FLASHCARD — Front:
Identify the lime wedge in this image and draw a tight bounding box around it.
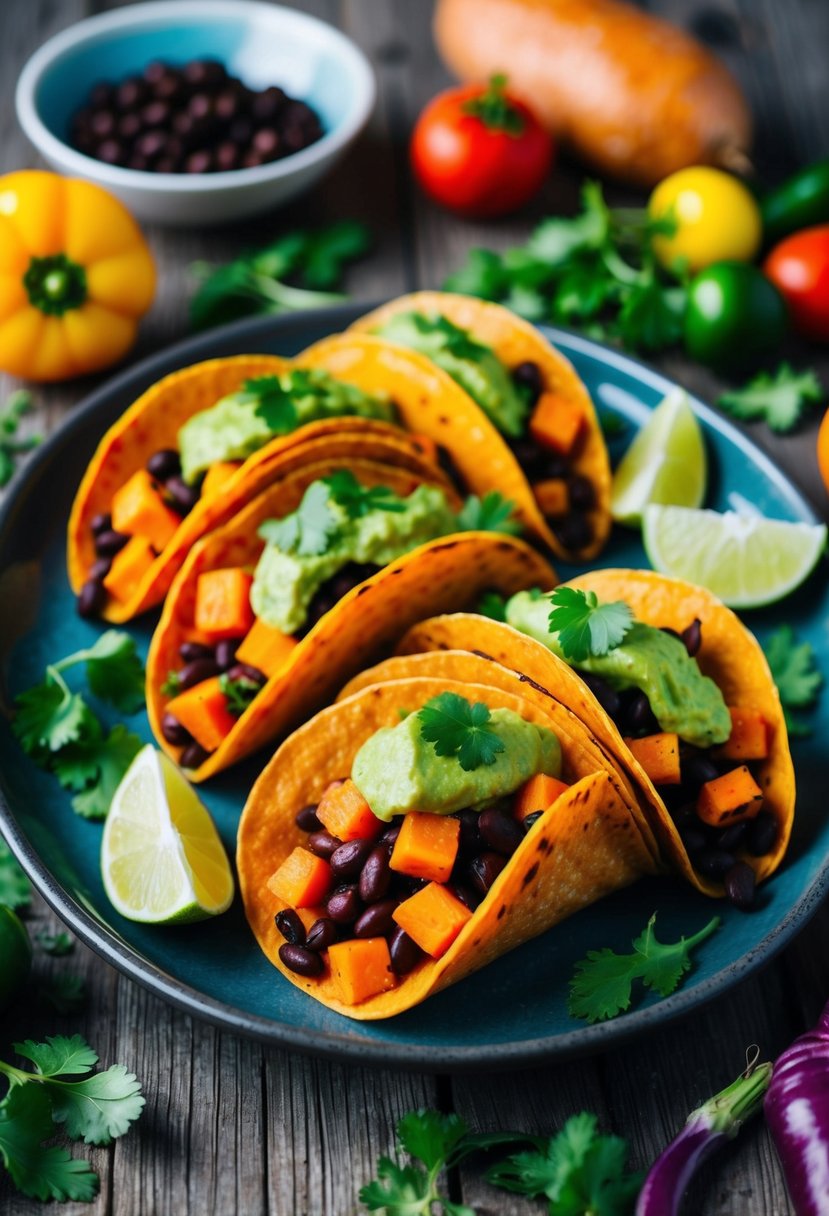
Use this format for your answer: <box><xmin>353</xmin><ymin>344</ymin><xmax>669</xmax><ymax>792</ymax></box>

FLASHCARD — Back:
<box><xmin>642</xmin><ymin>505</ymin><xmax>827</xmax><ymax>607</ymax></box>
<box><xmin>611</xmin><ymin>389</ymin><xmax>707</xmax><ymax>525</ymax></box>
<box><xmin>101</xmin><ymin>745</ymin><xmax>234</xmax><ymax>924</ymax></box>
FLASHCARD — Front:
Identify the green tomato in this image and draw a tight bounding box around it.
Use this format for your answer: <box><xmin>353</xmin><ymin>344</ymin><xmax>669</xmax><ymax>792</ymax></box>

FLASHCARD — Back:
<box><xmin>684</xmin><ymin>261</ymin><xmax>788</xmax><ymax>372</ymax></box>
<box><xmin>0</xmin><ymin>905</ymin><xmax>32</xmax><ymax>1011</ymax></box>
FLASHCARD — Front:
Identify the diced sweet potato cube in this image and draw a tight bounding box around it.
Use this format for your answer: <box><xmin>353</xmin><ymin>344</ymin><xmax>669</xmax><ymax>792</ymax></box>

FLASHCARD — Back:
<box><xmin>408</xmin><ymin>433</ymin><xmax>439</xmax><ymax>464</ymax></box>
<box><xmin>533</xmin><ymin>478</ymin><xmax>569</xmax><ymax>518</ymax></box>
<box><xmin>513</xmin><ymin>773</ymin><xmax>570</xmax><ymax>822</ymax></box>
<box><xmin>697</xmin><ymin>766</ymin><xmax>764</xmax><ymax>826</ymax></box>
<box><xmin>111</xmin><ymin>469</ymin><xmax>181</xmax><ymax>551</ymax></box>
<box><xmin>390</xmin><ymin>812</ymin><xmax>460</xmax><ymax>884</ymax></box>
<box><xmin>316</xmin><ymin>779</ymin><xmax>384</xmax><ymax>842</ymax></box>
<box><xmin>201</xmin><ymin>461</ymin><xmax>241</xmax><ymax>500</ymax></box>
<box><xmin>328</xmin><ymin>938</ymin><xmax>396</xmax><ymax>1004</ymax></box>
<box><xmin>267</xmin><ymin>848</ymin><xmax>332</xmax><ymax>908</ymax></box>
<box><xmin>102</xmin><ymin>535</ymin><xmax>156</xmax><ymax>603</ymax></box>
<box><xmin>529</xmin><ymin>392</ymin><xmax>585</xmax><ymax>456</ymax></box>
<box><xmin>625</xmin><ymin>733</ymin><xmax>681</xmax><ymax>785</ymax></box>
<box><xmin>393</xmin><ymin>882</ymin><xmax>472</xmax><ymax>958</ymax></box>
<box><xmin>165</xmin><ymin>676</ymin><xmax>237</xmax><ymax>753</ymax></box>
<box><xmin>235</xmin><ymin>617</ymin><xmax>299</xmax><ymax>679</ymax></box>
<box><xmin>719</xmin><ymin>708</ymin><xmax>770</xmax><ymax>761</ymax></box>
<box><xmin>194</xmin><ymin>568</ymin><xmax>254</xmax><ymax>641</ymax></box>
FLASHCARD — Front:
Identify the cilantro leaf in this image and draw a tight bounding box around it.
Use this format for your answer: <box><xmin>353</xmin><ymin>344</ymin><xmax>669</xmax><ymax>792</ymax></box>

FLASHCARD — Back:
<box><xmin>0</xmin><ymin>1085</ymin><xmax>98</xmax><ymax>1202</ymax></box>
<box><xmin>35</xmin><ymin>931</ymin><xmax>73</xmax><ymax>957</ymax></box>
<box><xmin>617</xmin><ymin>279</ymin><xmax>686</xmax><ymax>352</ymax></box>
<box><xmin>359</xmin><ymin>1156</ymin><xmax>433</xmax><ymax>1214</ymax></box>
<box><xmin>764</xmin><ymin>624</ymin><xmax>822</xmax><ymax>736</ymax></box>
<box><xmin>37</xmin><ymin>974</ymin><xmax>87</xmax><ymax>1014</ymax></box>
<box><xmin>259</xmin><ymin>481</ymin><xmax>340</xmax><ymax>556</ymax></box>
<box><xmin>324</xmin><ymin>470</ymin><xmax>406</xmax><ymax>518</ymax></box>
<box><xmin>242</xmin><ymin>375</ymin><xmax>298</xmax><ymax>433</ymax></box>
<box><xmin>14</xmin><ymin>1035</ymin><xmax>97</xmax><ymax>1079</ymax></box>
<box><xmin>46</xmin><ymin>1064</ymin><xmax>145</xmax><ymax>1146</ymax></box>
<box><xmin>417</xmin><ymin>692</ymin><xmax>506</xmax><ymax>771</ymax></box>
<box><xmin>59</xmin><ymin>725</ymin><xmax>143</xmax><ymax>820</ymax></box>
<box><xmin>69</xmin><ymin>631</ymin><xmax>145</xmax><ymax>715</ymax></box>
<box><xmin>397</xmin><ymin>1110</ymin><xmax>469</xmax><ymax>1172</ymax></box>
<box><xmin>525</xmin><ymin>182</ymin><xmax>610</xmax><ymax>268</ymax></box>
<box><xmin>547</xmin><ymin>588</ymin><xmax>633</xmax><ymax>662</ymax></box>
<box><xmin>13</xmin><ymin>681</ymin><xmax>94</xmax><ymax>755</ymax></box>
<box><xmin>444</xmin><ymin>248</ymin><xmax>508</xmax><ymax>300</ymax></box>
<box><xmin>162</xmin><ymin>670</ymin><xmax>182</xmax><ymax>697</ymax></box>
<box><xmin>457</xmin><ymin>492</ymin><xmax>522</xmax><ymax>535</ymax></box>
<box><xmin>0</xmin><ymin>391</ymin><xmax>41</xmax><ymax>488</ymax></box>
<box><xmin>718</xmin><ymin>364</ymin><xmax>823</xmax><ymax>434</ymax></box>
<box><xmin>568</xmin><ymin>914</ymin><xmax>720</xmax><ymax>1023</ymax></box>
<box><xmin>0</xmin><ymin>838</ymin><xmax>31</xmax><ymax>909</ymax></box>
<box><xmin>478</xmin><ymin>591</ymin><xmax>507</xmax><ymax>622</ymax></box>
<box><xmin>219</xmin><ymin>672</ymin><xmax>261</xmax><ymax>717</ymax></box>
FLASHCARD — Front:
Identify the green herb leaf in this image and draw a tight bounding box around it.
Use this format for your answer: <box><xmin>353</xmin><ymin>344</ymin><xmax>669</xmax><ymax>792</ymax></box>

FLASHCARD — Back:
<box><xmin>323</xmin><ymin>470</ymin><xmax>407</xmax><ymax>518</ymax></box>
<box><xmin>35</xmin><ymin>931</ymin><xmax>73</xmax><ymax>957</ymax></box>
<box><xmin>457</xmin><ymin>492</ymin><xmax>521</xmax><ymax>535</ymax></box>
<box><xmin>240</xmin><ymin>375</ymin><xmax>298</xmax><ymax>433</ymax></box>
<box><xmin>259</xmin><ymin>480</ymin><xmax>341</xmax><ymax>556</ymax></box>
<box><xmin>14</xmin><ymin>1035</ymin><xmax>98</xmax><ymax>1079</ymax></box>
<box><xmin>417</xmin><ymin>692</ymin><xmax>506</xmax><ymax>771</ymax></box>
<box><xmin>617</xmin><ymin>280</ymin><xmax>686</xmax><ymax>352</ymax></box>
<box><xmin>37</xmin><ymin>975</ymin><xmax>87</xmax><ymax>1014</ymax></box>
<box><xmin>397</xmin><ymin>1110</ymin><xmax>470</xmax><ymax>1172</ymax></box>
<box><xmin>718</xmin><ymin>365</ymin><xmax>823</xmax><ymax>434</ymax></box>
<box><xmin>79</xmin><ymin>631</ymin><xmax>145</xmax><ymax>714</ymax></box>
<box><xmin>0</xmin><ymin>839</ymin><xmax>31</xmax><ymax>909</ymax></box>
<box><xmin>547</xmin><ymin>588</ymin><xmax>633</xmax><ymax>662</ymax></box>
<box><xmin>0</xmin><ymin>391</ymin><xmax>41</xmax><ymax>488</ymax></box>
<box><xmin>59</xmin><ymin>726</ymin><xmax>143</xmax><ymax>820</ymax></box>
<box><xmin>161</xmin><ymin>670</ymin><xmax>182</xmax><ymax>698</ymax></box>
<box><xmin>443</xmin><ymin>248</ymin><xmax>508</xmax><ymax>300</ymax></box>
<box><xmin>764</xmin><ymin>624</ymin><xmax>823</xmax><ymax>736</ymax></box>
<box><xmin>359</xmin><ymin>1156</ymin><xmax>433</xmax><ymax>1214</ymax></box>
<box><xmin>477</xmin><ymin>591</ymin><xmax>507</xmax><ymax>622</ymax></box>
<box><xmin>13</xmin><ymin>681</ymin><xmax>94</xmax><ymax>756</ymax></box>
<box><xmin>526</xmin><ymin>182</ymin><xmax>610</xmax><ymax>268</ymax></box>
<box><xmin>0</xmin><ymin>1084</ymin><xmax>98</xmax><ymax>1202</ymax></box>
<box><xmin>219</xmin><ymin>672</ymin><xmax>261</xmax><ymax>717</ymax></box>
<box><xmin>568</xmin><ymin>914</ymin><xmax>720</xmax><ymax>1023</ymax></box>
<box><xmin>47</xmin><ymin>1064</ymin><xmax>145</xmax><ymax>1146</ymax></box>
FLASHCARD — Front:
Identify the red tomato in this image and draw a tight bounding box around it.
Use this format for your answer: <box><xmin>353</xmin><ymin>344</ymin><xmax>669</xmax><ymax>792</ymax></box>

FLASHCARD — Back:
<box><xmin>763</xmin><ymin>224</ymin><xmax>829</xmax><ymax>342</ymax></box>
<box><xmin>411</xmin><ymin>76</ymin><xmax>554</xmax><ymax>218</ymax></box>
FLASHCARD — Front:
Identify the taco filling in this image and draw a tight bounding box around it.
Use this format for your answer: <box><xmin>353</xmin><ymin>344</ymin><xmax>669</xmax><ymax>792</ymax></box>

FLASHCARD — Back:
<box><xmin>503</xmin><ymin>587</ymin><xmax>778</xmax><ymax>903</ymax></box>
<box><xmin>374</xmin><ymin>310</ymin><xmax>598</xmax><ymax>554</ymax></box>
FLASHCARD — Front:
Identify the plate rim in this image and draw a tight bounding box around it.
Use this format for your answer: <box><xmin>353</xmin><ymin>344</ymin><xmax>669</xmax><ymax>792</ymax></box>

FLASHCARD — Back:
<box><xmin>1</xmin><ymin>303</ymin><xmax>826</xmax><ymax>1072</ymax></box>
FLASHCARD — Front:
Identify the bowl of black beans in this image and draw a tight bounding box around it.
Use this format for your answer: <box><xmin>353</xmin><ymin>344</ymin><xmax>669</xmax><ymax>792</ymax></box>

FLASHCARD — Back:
<box><xmin>15</xmin><ymin>0</ymin><xmax>375</xmax><ymax>225</ymax></box>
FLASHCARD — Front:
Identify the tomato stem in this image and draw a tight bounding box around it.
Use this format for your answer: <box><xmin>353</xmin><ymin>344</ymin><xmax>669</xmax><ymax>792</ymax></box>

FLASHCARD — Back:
<box><xmin>461</xmin><ymin>74</ymin><xmax>524</xmax><ymax>135</ymax></box>
<box><xmin>23</xmin><ymin>253</ymin><xmax>87</xmax><ymax>316</ymax></box>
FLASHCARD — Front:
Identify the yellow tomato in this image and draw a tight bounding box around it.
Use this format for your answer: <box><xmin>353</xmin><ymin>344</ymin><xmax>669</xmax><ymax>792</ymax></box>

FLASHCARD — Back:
<box><xmin>0</xmin><ymin>171</ymin><xmax>155</xmax><ymax>382</ymax></box>
<box><xmin>649</xmin><ymin>167</ymin><xmax>762</xmax><ymax>274</ymax></box>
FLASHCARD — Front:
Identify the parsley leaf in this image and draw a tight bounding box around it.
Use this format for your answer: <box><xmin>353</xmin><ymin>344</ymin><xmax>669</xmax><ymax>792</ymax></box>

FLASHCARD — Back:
<box><xmin>0</xmin><ymin>839</ymin><xmax>31</xmax><ymax>910</ymax></box>
<box><xmin>478</xmin><ymin>591</ymin><xmax>508</xmax><ymax>622</ymax></box>
<box><xmin>457</xmin><ymin>492</ymin><xmax>522</xmax><ymax>535</ymax></box>
<box><xmin>259</xmin><ymin>481</ymin><xmax>341</xmax><ymax>556</ymax></box>
<box><xmin>764</xmin><ymin>624</ymin><xmax>823</xmax><ymax>736</ymax></box>
<box><xmin>417</xmin><ymin>692</ymin><xmax>506</xmax><ymax>771</ymax></box>
<box><xmin>548</xmin><ymin>588</ymin><xmax>633</xmax><ymax>662</ymax></box>
<box><xmin>718</xmin><ymin>365</ymin><xmax>823</xmax><ymax>434</ymax></box>
<box><xmin>35</xmin><ymin>931</ymin><xmax>73</xmax><ymax>957</ymax></box>
<box><xmin>568</xmin><ymin>914</ymin><xmax>720</xmax><ymax>1023</ymax></box>
<box><xmin>324</xmin><ymin>470</ymin><xmax>406</xmax><ymax>518</ymax></box>
<box><xmin>0</xmin><ymin>1084</ymin><xmax>98</xmax><ymax>1202</ymax></box>
<box><xmin>219</xmin><ymin>672</ymin><xmax>261</xmax><ymax>717</ymax></box>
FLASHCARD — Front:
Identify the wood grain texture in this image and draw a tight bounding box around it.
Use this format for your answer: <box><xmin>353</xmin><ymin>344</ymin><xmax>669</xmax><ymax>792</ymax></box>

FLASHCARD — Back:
<box><xmin>1</xmin><ymin>0</ymin><xmax>828</xmax><ymax>1213</ymax></box>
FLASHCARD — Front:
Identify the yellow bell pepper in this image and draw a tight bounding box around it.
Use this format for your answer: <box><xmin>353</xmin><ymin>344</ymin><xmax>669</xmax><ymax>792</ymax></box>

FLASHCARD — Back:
<box><xmin>0</xmin><ymin>170</ymin><xmax>156</xmax><ymax>382</ymax></box>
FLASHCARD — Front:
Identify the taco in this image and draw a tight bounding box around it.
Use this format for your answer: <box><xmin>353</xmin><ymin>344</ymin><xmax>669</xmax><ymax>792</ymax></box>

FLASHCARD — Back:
<box><xmin>397</xmin><ymin>570</ymin><xmax>795</xmax><ymax>903</ymax></box>
<box><xmin>237</xmin><ymin>675</ymin><xmax>657</xmax><ymax>1019</ymax></box>
<box><xmin>146</xmin><ymin>456</ymin><xmax>556</xmax><ymax>782</ymax></box>
<box><xmin>68</xmin><ymin>332</ymin><xmax>556</xmax><ymax>623</ymax></box>
<box><xmin>351</xmin><ymin>292</ymin><xmax>612</xmax><ymax>562</ymax></box>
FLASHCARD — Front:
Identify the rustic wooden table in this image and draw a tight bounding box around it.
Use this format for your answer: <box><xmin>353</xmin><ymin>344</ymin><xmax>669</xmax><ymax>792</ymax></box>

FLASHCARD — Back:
<box><xmin>1</xmin><ymin>1</ymin><xmax>828</xmax><ymax>1213</ymax></box>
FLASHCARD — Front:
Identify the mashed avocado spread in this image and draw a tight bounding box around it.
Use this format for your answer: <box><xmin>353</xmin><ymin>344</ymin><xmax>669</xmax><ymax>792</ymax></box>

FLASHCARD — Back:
<box><xmin>177</xmin><ymin>369</ymin><xmax>394</xmax><ymax>484</ymax></box>
<box><xmin>352</xmin><ymin>707</ymin><xmax>562</xmax><ymax>821</ymax></box>
<box><xmin>505</xmin><ymin>591</ymin><xmax>731</xmax><ymax>749</ymax></box>
<box><xmin>250</xmin><ymin>482</ymin><xmax>456</xmax><ymax>634</ymax></box>
<box><xmin>374</xmin><ymin>312</ymin><xmax>529</xmax><ymax>438</ymax></box>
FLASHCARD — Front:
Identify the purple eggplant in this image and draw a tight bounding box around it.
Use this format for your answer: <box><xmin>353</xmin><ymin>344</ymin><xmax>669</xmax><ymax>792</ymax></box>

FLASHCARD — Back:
<box><xmin>765</xmin><ymin>1000</ymin><xmax>829</xmax><ymax>1216</ymax></box>
<box><xmin>636</xmin><ymin>1058</ymin><xmax>772</xmax><ymax>1216</ymax></box>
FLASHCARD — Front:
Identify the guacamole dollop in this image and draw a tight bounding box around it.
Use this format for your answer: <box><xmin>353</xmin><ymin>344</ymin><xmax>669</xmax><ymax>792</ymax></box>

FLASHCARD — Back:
<box><xmin>250</xmin><ymin>482</ymin><xmax>456</xmax><ymax>634</ymax></box>
<box><xmin>505</xmin><ymin>590</ymin><xmax>732</xmax><ymax>749</ymax></box>
<box><xmin>177</xmin><ymin>369</ymin><xmax>395</xmax><ymax>484</ymax></box>
<box><xmin>374</xmin><ymin>312</ymin><xmax>529</xmax><ymax>438</ymax></box>
<box><xmin>352</xmin><ymin>707</ymin><xmax>562</xmax><ymax>821</ymax></box>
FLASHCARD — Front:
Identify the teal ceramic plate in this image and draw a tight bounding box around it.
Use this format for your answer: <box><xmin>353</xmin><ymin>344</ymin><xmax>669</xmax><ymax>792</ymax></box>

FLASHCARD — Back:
<box><xmin>1</xmin><ymin>307</ymin><xmax>826</xmax><ymax>1071</ymax></box>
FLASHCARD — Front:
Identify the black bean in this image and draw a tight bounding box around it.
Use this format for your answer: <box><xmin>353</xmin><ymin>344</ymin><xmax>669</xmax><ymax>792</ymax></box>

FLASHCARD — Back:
<box><xmin>295</xmin><ymin>804</ymin><xmax>322</xmax><ymax>833</ymax></box>
<box><xmin>95</xmin><ymin>529</ymin><xmax>129</xmax><ymax>557</ymax></box>
<box><xmin>305</xmin><ymin>917</ymin><xmax>338</xmax><ymax>952</ymax></box>
<box><xmin>127</xmin><ymin>154</ymin><xmax>151</xmax><ymax>172</ymax></box>
<box><xmin>392</xmin><ymin>874</ymin><xmax>428</xmax><ymax>898</ymax></box>
<box><xmin>478</xmin><ymin>807</ymin><xmax>524</xmax><ymax>856</ymax></box>
<box><xmin>326</xmin><ymin>885</ymin><xmax>361</xmax><ymax>924</ymax></box>
<box><xmin>116</xmin><ymin>77</ymin><xmax>148</xmax><ymax>110</ymax></box>
<box><xmin>669</xmin><ymin>802</ymin><xmax>698</xmax><ymax>830</ymax></box>
<box><xmin>359</xmin><ymin>846</ymin><xmax>392</xmax><ymax>904</ymax></box>
<box><xmin>118</xmin><ymin>113</ymin><xmax>142</xmax><ymax>141</ymax></box>
<box><xmin>161</xmin><ymin>713</ymin><xmax>193</xmax><ymax>748</ymax></box>
<box><xmin>180</xmin><ymin>640</ymin><xmax>215</xmax><ymax>663</ymax></box>
<box><xmin>552</xmin><ymin>513</ymin><xmax>593</xmax><ymax>552</ymax></box>
<box><xmin>680</xmin><ymin>826</ymin><xmax>708</xmax><ymax>855</ymax></box>
<box><xmin>91</xmin><ymin>512</ymin><xmax>112</xmax><ymax>536</ymax></box>
<box><xmin>229</xmin><ymin>117</ymin><xmax>253</xmax><ymax>145</ymax></box>
<box><xmin>724</xmin><ymin>860</ymin><xmax>756</xmax><ymax>908</ymax></box>
<box><xmin>90</xmin><ymin>110</ymin><xmax>116</xmax><ymax>138</ymax></box>
<box><xmin>512</xmin><ymin>360</ymin><xmax>544</xmax><ymax>403</ymax></box>
<box><xmin>523</xmin><ymin>810</ymin><xmax>543</xmax><ymax>832</ymax></box>
<box><xmin>718</xmin><ymin>821</ymin><xmax>749</xmax><ymax>852</ymax></box>
<box><xmin>165</xmin><ymin>475</ymin><xmax>201</xmax><ymax>514</ymax></box>
<box><xmin>694</xmin><ymin>848</ymin><xmax>736</xmax><ymax>879</ymax></box>
<box><xmin>567</xmin><ymin>475</ymin><xmax>595</xmax><ymax>511</ymax></box>
<box><xmin>455</xmin><ymin>808</ymin><xmax>483</xmax><ymax>856</ymax></box>
<box><xmin>89</xmin><ymin>556</ymin><xmax>112</xmax><ymax>581</ymax></box>
<box><xmin>451</xmin><ymin>884</ymin><xmax>480</xmax><ymax>910</ymax></box>
<box><xmin>330</xmin><ymin>838</ymin><xmax>375</xmax><ymax>880</ymax></box>
<box><xmin>468</xmin><ymin>851</ymin><xmax>507</xmax><ymax>895</ymax></box>
<box><xmin>183</xmin><ymin>59</ymin><xmax>227</xmax><ymax>88</ymax></box>
<box><xmin>215</xmin><ymin>142</ymin><xmax>240</xmax><ymax>171</ymax></box>
<box><xmin>180</xmin><ymin>742</ymin><xmax>210</xmax><ymax>769</ymax></box>
<box><xmin>253</xmin><ymin>127</ymin><xmax>280</xmax><ymax>157</ymax></box>
<box><xmin>389</xmin><ymin>926</ymin><xmax>422</xmax><ymax>975</ymax></box>
<box><xmin>274</xmin><ymin>908</ymin><xmax>306</xmax><ymax>945</ymax></box>
<box><xmin>77</xmin><ymin>579</ymin><xmax>105</xmax><ymax>619</ymax></box>
<box><xmin>147</xmin><ymin>448</ymin><xmax>181</xmax><ymax>481</ymax></box>
<box><xmin>622</xmin><ymin>690</ymin><xmax>659</xmax><ymax>737</ymax></box>
<box><xmin>185</xmin><ymin>149</ymin><xmax>214</xmax><ymax>174</ymax></box>
<box><xmin>746</xmin><ymin>811</ymin><xmax>777</xmax><ymax>857</ymax></box>
<box><xmin>380</xmin><ymin>822</ymin><xmax>402</xmax><ymax>849</ymax></box>
<box><xmin>681</xmin><ymin>618</ymin><xmax>702</xmax><ymax>657</ymax></box>
<box><xmin>683</xmin><ymin>751</ymin><xmax>720</xmax><ymax>788</ymax></box>
<box><xmin>307</xmin><ymin>831</ymin><xmax>341</xmax><ymax>861</ymax></box>
<box><xmin>580</xmin><ymin>672</ymin><xmax>621</xmax><ymax>720</ymax></box>
<box><xmin>214</xmin><ymin>639</ymin><xmax>239</xmax><ymax>671</ymax></box>
<box><xmin>226</xmin><ymin>663</ymin><xmax>266</xmax><ymax>686</ymax></box>
<box><xmin>509</xmin><ymin>436</ymin><xmax>547</xmax><ymax>479</ymax></box>
<box><xmin>251</xmin><ymin>86</ymin><xmax>287</xmax><ymax>121</ymax></box>
<box><xmin>278</xmin><ymin>943</ymin><xmax>323</xmax><ymax>977</ymax></box>
<box><xmin>143</xmin><ymin>60</ymin><xmax>167</xmax><ymax>85</ymax></box>
<box><xmin>354</xmin><ymin>898</ymin><xmax>398</xmax><ymax>939</ymax></box>
<box><xmin>178</xmin><ymin>657</ymin><xmax>220</xmax><ymax>690</ymax></box>
<box><xmin>97</xmin><ymin>139</ymin><xmax>125</xmax><ymax>165</ymax></box>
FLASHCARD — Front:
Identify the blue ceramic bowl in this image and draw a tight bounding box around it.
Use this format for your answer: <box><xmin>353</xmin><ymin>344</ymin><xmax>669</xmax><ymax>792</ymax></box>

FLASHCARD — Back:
<box><xmin>15</xmin><ymin>0</ymin><xmax>375</xmax><ymax>226</ymax></box>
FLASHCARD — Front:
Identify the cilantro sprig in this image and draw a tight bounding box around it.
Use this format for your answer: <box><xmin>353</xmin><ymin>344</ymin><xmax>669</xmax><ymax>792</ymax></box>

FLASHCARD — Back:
<box><xmin>324</xmin><ymin>470</ymin><xmax>407</xmax><ymax>518</ymax></box>
<box><xmin>240</xmin><ymin>374</ymin><xmax>299</xmax><ymax>434</ymax></box>
<box><xmin>417</xmin><ymin>692</ymin><xmax>505</xmax><ymax>771</ymax></box>
<box><xmin>764</xmin><ymin>624</ymin><xmax>823</xmax><ymax>736</ymax></box>
<box><xmin>718</xmin><ymin>364</ymin><xmax>823</xmax><ymax>434</ymax></box>
<box><xmin>0</xmin><ymin>1034</ymin><xmax>144</xmax><ymax>1202</ymax></box>
<box><xmin>0</xmin><ymin>391</ymin><xmax>41</xmax><ymax>487</ymax></box>
<box><xmin>219</xmin><ymin>672</ymin><xmax>261</xmax><ymax>717</ymax></box>
<box><xmin>548</xmin><ymin>588</ymin><xmax>633</xmax><ymax>662</ymax></box>
<box><xmin>457</xmin><ymin>491</ymin><xmax>521</xmax><ymax>535</ymax></box>
<box><xmin>259</xmin><ymin>481</ymin><xmax>341</xmax><ymax>556</ymax></box>
<box><xmin>568</xmin><ymin>914</ymin><xmax>721</xmax><ymax>1024</ymax></box>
